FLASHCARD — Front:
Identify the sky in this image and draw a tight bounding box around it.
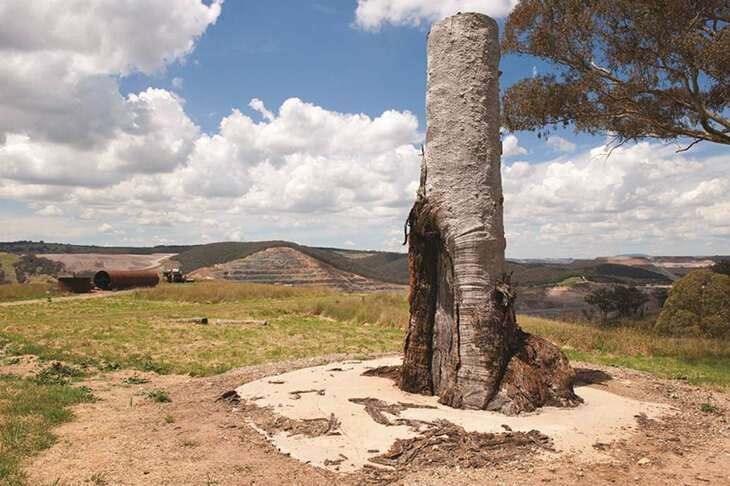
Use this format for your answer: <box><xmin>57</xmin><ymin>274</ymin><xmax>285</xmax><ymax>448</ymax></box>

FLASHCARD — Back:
<box><xmin>0</xmin><ymin>0</ymin><xmax>728</xmax><ymax>258</ymax></box>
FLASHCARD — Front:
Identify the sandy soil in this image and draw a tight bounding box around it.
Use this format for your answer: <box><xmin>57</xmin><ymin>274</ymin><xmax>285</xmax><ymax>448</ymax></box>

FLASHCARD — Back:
<box><xmin>19</xmin><ymin>356</ymin><xmax>730</xmax><ymax>486</ymax></box>
<box><xmin>236</xmin><ymin>357</ymin><xmax>670</xmax><ymax>472</ymax></box>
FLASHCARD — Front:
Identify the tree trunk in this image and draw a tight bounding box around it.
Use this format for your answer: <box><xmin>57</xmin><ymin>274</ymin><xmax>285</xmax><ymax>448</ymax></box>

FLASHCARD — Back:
<box><xmin>400</xmin><ymin>13</ymin><xmax>581</xmax><ymax>415</ymax></box>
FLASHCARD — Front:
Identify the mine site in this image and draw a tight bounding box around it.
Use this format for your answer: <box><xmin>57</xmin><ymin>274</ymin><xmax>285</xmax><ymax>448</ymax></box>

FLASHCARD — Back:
<box><xmin>1</xmin><ymin>2</ymin><xmax>729</xmax><ymax>486</ymax></box>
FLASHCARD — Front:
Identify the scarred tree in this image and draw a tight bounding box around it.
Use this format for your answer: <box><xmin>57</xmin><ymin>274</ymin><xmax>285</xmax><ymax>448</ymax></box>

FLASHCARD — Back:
<box><xmin>502</xmin><ymin>0</ymin><xmax>730</xmax><ymax>150</ymax></box>
<box><xmin>400</xmin><ymin>13</ymin><xmax>581</xmax><ymax>415</ymax></box>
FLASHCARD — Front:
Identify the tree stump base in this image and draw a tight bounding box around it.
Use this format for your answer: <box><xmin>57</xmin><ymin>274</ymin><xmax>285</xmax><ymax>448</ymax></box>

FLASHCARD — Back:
<box><xmin>485</xmin><ymin>331</ymin><xmax>582</xmax><ymax>415</ymax></box>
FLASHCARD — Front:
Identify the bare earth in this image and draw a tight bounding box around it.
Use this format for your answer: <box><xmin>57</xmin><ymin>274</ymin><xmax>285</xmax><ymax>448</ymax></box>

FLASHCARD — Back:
<box><xmin>42</xmin><ymin>253</ymin><xmax>174</xmax><ymax>273</ymax></box>
<box><xmin>190</xmin><ymin>247</ymin><xmax>405</xmax><ymax>292</ymax></box>
<box><xmin>16</xmin><ymin>355</ymin><xmax>730</xmax><ymax>486</ymax></box>
<box><xmin>0</xmin><ymin>290</ymin><xmax>128</xmax><ymax>307</ymax></box>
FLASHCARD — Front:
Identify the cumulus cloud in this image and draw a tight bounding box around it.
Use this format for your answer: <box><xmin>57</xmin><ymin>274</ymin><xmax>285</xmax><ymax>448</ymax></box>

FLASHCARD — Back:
<box><xmin>546</xmin><ymin>136</ymin><xmax>577</xmax><ymax>153</ymax></box>
<box><xmin>2</xmin><ymin>96</ymin><xmax>422</xmax><ymax>248</ymax></box>
<box><xmin>0</xmin><ymin>0</ymin><xmax>219</xmax><ymax>176</ymax></box>
<box><xmin>36</xmin><ymin>205</ymin><xmax>63</xmax><ymax>217</ymax></box>
<box><xmin>354</xmin><ymin>0</ymin><xmax>519</xmax><ymax>30</ymax></box>
<box><xmin>502</xmin><ymin>134</ymin><xmax>527</xmax><ymax>158</ymax></box>
<box><xmin>0</xmin><ymin>89</ymin><xmax>199</xmax><ymax>188</ymax></box>
<box><xmin>0</xmin><ymin>1</ymin><xmax>222</xmax><ymax>76</ymax></box>
<box><xmin>502</xmin><ymin>143</ymin><xmax>730</xmax><ymax>257</ymax></box>
<box><xmin>2</xmin><ymin>1</ymin><xmax>727</xmax><ymax>256</ymax></box>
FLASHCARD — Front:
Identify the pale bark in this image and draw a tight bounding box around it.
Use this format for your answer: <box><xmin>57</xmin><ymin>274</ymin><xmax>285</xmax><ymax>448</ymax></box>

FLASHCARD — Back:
<box><xmin>400</xmin><ymin>13</ymin><xmax>581</xmax><ymax>414</ymax></box>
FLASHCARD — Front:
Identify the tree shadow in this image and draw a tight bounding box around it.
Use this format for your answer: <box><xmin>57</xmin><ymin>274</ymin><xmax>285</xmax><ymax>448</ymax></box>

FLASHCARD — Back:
<box><xmin>572</xmin><ymin>367</ymin><xmax>612</xmax><ymax>387</ymax></box>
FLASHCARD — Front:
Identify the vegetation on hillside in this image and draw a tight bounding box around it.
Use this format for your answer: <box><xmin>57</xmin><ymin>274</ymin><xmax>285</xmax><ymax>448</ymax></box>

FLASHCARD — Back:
<box><xmin>584</xmin><ymin>285</ymin><xmax>650</xmax><ymax>323</ymax></box>
<box><xmin>655</xmin><ymin>270</ymin><xmax>730</xmax><ymax>338</ymax></box>
<box><xmin>0</xmin><ymin>241</ymin><xmax>195</xmax><ymax>255</ymax></box>
<box><xmin>712</xmin><ymin>259</ymin><xmax>730</xmax><ymax>276</ymax></box>
<box><xmin>12</xmin><ymin>255</ymin><xmax>65</xmax><ymax>283</ymax></box>
<box><xmin>508</xmin><ymin>260</ymin><xmax>671</xmax><ymax>287</ymax></box>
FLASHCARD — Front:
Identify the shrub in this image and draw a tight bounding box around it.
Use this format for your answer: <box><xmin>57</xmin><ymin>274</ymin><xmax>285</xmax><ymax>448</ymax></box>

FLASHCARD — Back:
<box><xmin>655</xmin><ymin>270</ymin><xmax>730</xmax><ymax>338</ymax></box>
<box><xmin>13</xmin><ymin>254</ymin><xmax>65</xmax><ymax>282</ymax></box>
<box><xmin>146</xmin><ymin>389</ymin><xmax>171</xmax><ymax>403</ymax></box>
<box><xmin>711</xmin><ymin>259</ymin><xmax>730</xmax><ymax>277</ymax></box>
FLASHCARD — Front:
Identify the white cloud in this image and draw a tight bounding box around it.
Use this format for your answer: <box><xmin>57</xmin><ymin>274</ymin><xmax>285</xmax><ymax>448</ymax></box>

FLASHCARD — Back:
<box><xmin>172</xmin><ymin>77</ymin><xmax>184</xmax><ymax>90</ymax></box>
<box><xmin>0</xmin><ymin>89</ymin><xmax>199</xmax><ymax>187</ymax></box>
<box><xmin>2</xmin><ymin>96</ymin><xmax>422</xmax><ymax>248</ymax></box>
<box><xmin>502</xmin><ymin>143</ymin><xmax>730</xmax><ymax>257</ymax></box>
<box><xmin>249</xmin><ymin>98</ymin><xmax>275</xmax><ymax>122</ymax></box>
<box><xmin>36</xmin><ymin>205</ymin><xmax>63</xmax><ymax>217</ymax></box>
<box><xmin>354</xmin><ymin>0</ymin><xmax>519</xmax><ymax>30</ymax></box>
<box><xmin>502</xmin><ymin>134</ymin><xmax>527</xmax><ymax>157</ymax></box>
<box><xmin>0</xmin><ymin>1</ymin><xmax>222</xmax><ymax>76</ymax></box>
<box><xmin>0</xmin><ymin>0</ymin><xmax>219</xmax><ymax>174</ymax></box>
<box><xmin>98</xmin><ymin>223</ymin><xmax>114</xmax><ymax>234</ymax></box>
<box><xmin>546</xmin><ymin>136</ymin><xmax>577</xmax><ymax>153</ymax></box>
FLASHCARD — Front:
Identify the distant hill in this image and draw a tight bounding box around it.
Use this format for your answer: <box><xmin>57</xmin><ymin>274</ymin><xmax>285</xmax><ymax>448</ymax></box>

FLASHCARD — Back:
<box><xmin>5</xmin><ymin>240</ymin><xmax>718</xmax><ymax>288</ymax></box>
<box><xmin>0</xmin><ymin>241</ymin><xmax>195</xmax><ymax>255</ymax></box>
<box><xmin>171</xmin><ymin>241</ymin><xmax>408</xmax><ymax>285</ymax></box>
<box><xmin>188</xmin><ymin>246</ymin><xmax>405</xmax><ymax>291</ymax></box>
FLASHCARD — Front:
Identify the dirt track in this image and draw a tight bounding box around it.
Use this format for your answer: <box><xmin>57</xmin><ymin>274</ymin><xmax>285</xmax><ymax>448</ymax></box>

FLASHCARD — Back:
<box><xmin>14</xmin><ymin>356</ymin><xmax>729</xmax><ymax>486</ymax></box>
<box><xmin>0</xmin><ymin>290</ymin><xmax>130</xmax><ymax>307</ymax></box>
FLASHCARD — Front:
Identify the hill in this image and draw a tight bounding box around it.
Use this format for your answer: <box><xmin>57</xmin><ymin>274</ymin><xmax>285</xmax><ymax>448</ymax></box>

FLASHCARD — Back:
<box><xmin>189</xmin><ymin>246</ymin><xmax>404</xmax><ymax>292</ymax></box>
<box><xmin>172</xmin><ymin>241</ymin><xmax>408</xmax><ymax>285</ymax></box>
<box><xmin>4</xmin><ymin>240</ymin><xmax>716</xmax><ymax>289</ymax></box>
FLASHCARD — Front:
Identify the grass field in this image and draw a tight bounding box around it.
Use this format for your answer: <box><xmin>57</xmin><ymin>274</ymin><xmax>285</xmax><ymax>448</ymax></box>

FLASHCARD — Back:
<box><xmin>1</xmin><ymin>281</ymin><xmax>727</xmax><ymax>383</ymax></box>
<box><xmin>0</xmin><ymin>283</ymin><xmax>66</xmax><ymax>303</ymax></box>
<box><xmin>1</xmin><ymin>280</ymin><xmax>728</xmax><ymax>484</ymax></box>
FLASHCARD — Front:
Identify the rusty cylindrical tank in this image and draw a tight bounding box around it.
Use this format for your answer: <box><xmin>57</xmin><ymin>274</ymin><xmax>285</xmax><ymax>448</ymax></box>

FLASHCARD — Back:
<box><xmin>93</xmin><ymin>270</ymin><xmax>160</xmax><ymax>290</ymax></box>
<box><xmin>58</xmin><ymin>276</ymin><xmax>94</xmax><ymax>293</ymax></box>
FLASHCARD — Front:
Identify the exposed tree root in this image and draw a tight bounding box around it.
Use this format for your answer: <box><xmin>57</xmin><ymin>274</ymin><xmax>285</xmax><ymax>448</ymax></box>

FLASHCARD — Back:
<box><xmin>240</xmin><ymin>400</ymin><xmax>341</xmax><ymax>438</ymax></box>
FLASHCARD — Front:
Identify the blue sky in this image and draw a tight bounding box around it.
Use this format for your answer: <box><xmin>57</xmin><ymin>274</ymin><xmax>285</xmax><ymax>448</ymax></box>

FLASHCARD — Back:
<box><xmin>0</xmin><ymin>1</ymin><xmax>728</xmax><ymax>257</ymax></box>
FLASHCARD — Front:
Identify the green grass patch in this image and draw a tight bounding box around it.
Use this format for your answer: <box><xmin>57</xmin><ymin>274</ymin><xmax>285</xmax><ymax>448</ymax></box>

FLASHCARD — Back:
<box><xmin>145</xmin><ymin>389</ymin><xmax>171</xmax><ymax>403</ymax></box>
<box><xmin>0</xmin><ymin>287</ymin><xmax>405</xmax><ymax>376</ymax></box>
<box><xmin>520</xmin><ymin>315</ymin><xmax>730</xmax><ymax>387</ymax></box>
<box><xmin>1</xmin><ymin>281</ymin><xmax>727</xmax><ymax>388</ymax></box>
<box><xmin>0</xmin><ymin>375</ymin><xmax>94</xmax><ymax>485</ymax></box>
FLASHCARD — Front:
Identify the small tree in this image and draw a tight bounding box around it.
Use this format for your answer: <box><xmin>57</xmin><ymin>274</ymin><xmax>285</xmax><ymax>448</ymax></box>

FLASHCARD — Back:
<box><xmin>502</xmin><ymin>1</ymin><xmax>730</xmax><ymax>150</ymax></box>
<box><xmin>585</xmin><ymin>285</ymin><xmax>649</xmax><ymax>323</ymax></box>
<box><xmin>612</xmin><ymin>285</ymin><xmax>649</xmax><ymax>318</ymax></box>
<box><xmin>584</xmin><ymin>287</ymin><xmax>615</xmax><ymax>323</ymax></box>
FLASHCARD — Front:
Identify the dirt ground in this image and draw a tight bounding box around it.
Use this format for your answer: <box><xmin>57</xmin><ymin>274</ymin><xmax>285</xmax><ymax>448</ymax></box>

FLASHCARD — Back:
<box><xmin>42</xmin><ymin>253</ymin><xmax>174</xmax><ymax>273</ymax></box>
<box><xmin>11</xmin><ymin>355</ymin><xmax>729</xmax><ymax>486</ymax></box>
<box><xmin>0</xmin><ymin>290</ymin><xmax>128</xmax><ymax>307</ymax></box>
